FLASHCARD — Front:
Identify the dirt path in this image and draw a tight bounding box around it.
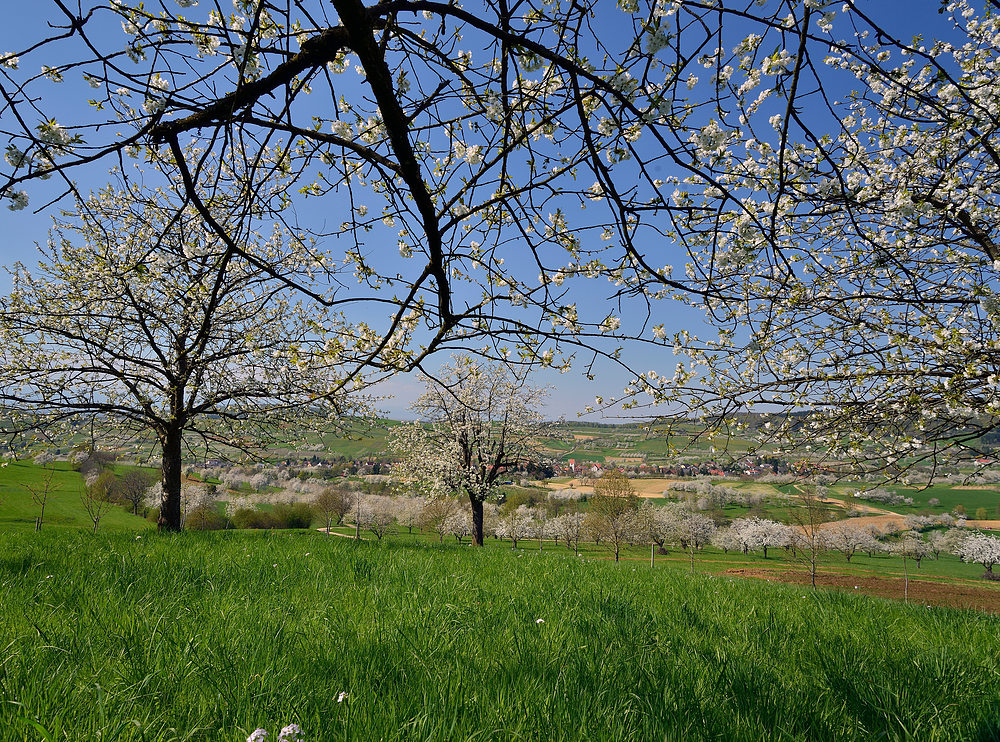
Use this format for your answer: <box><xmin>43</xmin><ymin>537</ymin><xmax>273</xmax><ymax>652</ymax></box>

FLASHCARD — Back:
<box><xmin>788</xmin><ymin>482</ymin><xmax>896</xmax><ymax>516</ymax></box>
<box><xmin>725</xmin><ymin>566</ymin><xmax>1000</xmax><ymax>613</ymax></box>
<box><xmin>317</xmin><ymin>527</ymin><xmax>369</xmax><ymax>541</ymax></box>
<box><xmin>815</xmin><ymin>513</ymin><xmax>908</xmax><ymax>532</ymax></box>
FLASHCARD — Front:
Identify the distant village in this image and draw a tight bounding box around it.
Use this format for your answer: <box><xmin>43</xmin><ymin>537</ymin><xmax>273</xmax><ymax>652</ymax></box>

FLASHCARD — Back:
<box><xmin>202</xmin><ymin>452</ymin><xmax>794</xmax><ymax>482</ymax></box>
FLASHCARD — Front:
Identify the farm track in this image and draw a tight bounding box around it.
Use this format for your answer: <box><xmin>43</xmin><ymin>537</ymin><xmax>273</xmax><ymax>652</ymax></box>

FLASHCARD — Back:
<box><xmin>725</xmin><ymin>566</ymin><xmax>1000</xmax><ymax>613</ymax></box>
<box><xmin>577</xmin><ymin>549</ymin><xmax>1000</xmax><ymax>612</ymax></box>
<box><xmin>318</xmin><ymin>527</ymin><xmax>369</xmax><ymax>541</ymax></box>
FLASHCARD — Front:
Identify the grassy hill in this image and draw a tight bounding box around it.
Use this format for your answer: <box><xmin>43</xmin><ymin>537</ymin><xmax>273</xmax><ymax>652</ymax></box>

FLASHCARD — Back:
<box><xmin>1</xmin><ymin>530</ymin><xmax>998</xmax><ymax>740</ymax></box>
<box><xmin>537</xmin><ymin>420</ymin><xmax>758</xmax><ymax>463</ymax></box>
<box><xmin>0</xmin><ymin>461</ymin><xmax>153</xmax><ymax>532</ymax></box>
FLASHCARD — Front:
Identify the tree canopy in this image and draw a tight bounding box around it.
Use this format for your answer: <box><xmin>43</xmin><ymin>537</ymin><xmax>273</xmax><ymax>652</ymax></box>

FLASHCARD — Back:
<box><xmin>0</xmin><ymin>160</ymin><xmax>360</xmax><ymax>529</ymax></box>
<box><xmin>3</xmin><ymin>1</ymin><xmax>1000</xmax><ymax>472</ymax></box>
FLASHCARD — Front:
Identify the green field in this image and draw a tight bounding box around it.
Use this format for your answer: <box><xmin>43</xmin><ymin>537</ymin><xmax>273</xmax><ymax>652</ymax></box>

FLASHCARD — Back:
<box><xmin>333</xmin><ymin>522</ymin><xmax>994</xmax><ymax>585</ymax></box>
<box><xmin>2</xmin><ymin>530</ymin><xmax>999</xmax><ymax>741</ymax></box>
<box><xmin>538</xmin><ymin>421</ymin><xmax>759</xmax><ymax>463</ymax></box>
<box><xmin>0</xmin><ymin>461</ymin><xmax>153</xmax><ymax>532</ymax></box>
<box><xmin>828</xmin><ymin>482</ymin><xmax>1000</xmax><ymax>517</ymax></box>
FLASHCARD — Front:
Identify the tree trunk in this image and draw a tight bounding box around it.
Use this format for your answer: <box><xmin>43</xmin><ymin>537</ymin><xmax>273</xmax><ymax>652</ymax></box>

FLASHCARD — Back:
<box><xmin>470</xmin><ymin>496</ymin><xmax>484</xmax><ymax>546</ymax></box>
<box><xmin>158</xmin><ymin>427</ymin><xmax>183</xmax><ymax>531</ymax></box>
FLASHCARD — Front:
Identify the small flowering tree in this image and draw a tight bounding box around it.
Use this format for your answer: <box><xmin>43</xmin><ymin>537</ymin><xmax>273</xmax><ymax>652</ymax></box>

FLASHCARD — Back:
<box><xmin>928</xmin><ymin>529</ymin><xmax>962</xmax><ymax>560</ymax></box>
<box><xmin>111</xmin><ymin>469</ymin><xmax>157</xmax><ymax>518</ymax></box>
<box><xmin>675</xmin><ymin>510</ymin><xmax>716</xmax><ymax>573</ymax></box>
<box><xmin>418</xmin><ymin>497</ymin><xmax>459</xmax><ymax>543</ymax></box>
<box><xmin>81</xmin><ymin>470</ymin><xmax>115</xmax><ymax>534</ymax></box>
<box><xmin>550</xmin><ymin>511</ymin><xmax>586</xmax><ymax>555</ymax></box>
<box><xmin>585</xmin><ymin>469</ymin><xmax>639</xmax><ymax>563</ymax></box>
<box><xmin>390</xmin><ymin>357</ymin><xmax>545</xmax><ymax>546</ymax></box>
<box><xmin>822</xmin><ymin>522</ymin><xmax>873</xmax><ymax>564</ymax></box>
<box><xmin>495</xmin><ymin>504</ymin><xmax>536</xmax><ymax>550</ymax></box>
<box><xmin>787</xmin><ymin>488</ymin><xmax>831</xmax><ymax>589</ymax></box>
<box><xmin>315</xmin><ymin>485</ymin><xmax>353</xmax><ymax>534</ymax></box>
<box><xmin>21</xmin><ymin>455</ymin><xmax>60</xmax><ymax>531</ymax></box>
<box><xmin>892</xmin><ymin>534</ymin><xmax>932</xmax><ymax>603</ymax></box>
<box><xmin>730</xmin><ymin>517</ymin><xmax>789</xmax><ymax>559</ymax></box>
<box><xmin>359</xmin><ymin>495</ymin><xmax>397</xmax><ymax>540</ymax></box>
<box><xmin>954</xmin><ymin>533</ymin><xmax>1000</xmax><ymax>578</ymax></box>
<box><xmin>394</xmin><ymin>496</ymin><xmax>424</xmax><ymax>535</ymax></box>
<box><xmin>443</xmin><ymin>507</ymin><xmax>473</xmax><ymax>544</ymax></box>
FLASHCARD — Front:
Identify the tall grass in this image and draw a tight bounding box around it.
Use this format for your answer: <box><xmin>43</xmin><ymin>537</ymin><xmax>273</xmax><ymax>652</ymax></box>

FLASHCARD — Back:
<box><xmin>1</xmin><ymin>531</ymin><xmax>998</xmax><ymax>741</ymax></box>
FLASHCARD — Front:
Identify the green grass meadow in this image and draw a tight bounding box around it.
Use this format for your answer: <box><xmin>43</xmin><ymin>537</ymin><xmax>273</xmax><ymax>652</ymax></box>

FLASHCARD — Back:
<box><xmin>827</xmin><ymin>483</ymin><xmax>1000</xmax><ymax>517</ymax></box>
<box><xmin>0</xmin><ymin>462</ymin><xmax>153</xmax><ymax>532</ymax></box>
<box><xmin>2</xmin><ymin>530</ymin><xmax>1000</xmax><ymax>741</ymax></box>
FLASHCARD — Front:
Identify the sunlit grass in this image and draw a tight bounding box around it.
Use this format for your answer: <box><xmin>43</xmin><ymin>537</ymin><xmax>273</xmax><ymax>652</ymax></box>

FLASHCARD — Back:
<box><xmin>1</xmin><ymin>530</ymin><xmax>999</xmax><ymax>741</ymax></box>
<box><xmin>0</xmin><ymin>461</ymin><xmax>153</xmax><ymax>532</ymax></box>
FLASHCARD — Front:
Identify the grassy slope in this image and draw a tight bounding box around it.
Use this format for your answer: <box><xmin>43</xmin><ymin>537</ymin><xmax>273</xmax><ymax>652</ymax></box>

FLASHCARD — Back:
<box><xmin>826</xmin><ymin>483</ymin><xmax>1000</xmax><ymax>518</ymax></box>
<box><xmin>347</xmin><ymin>525</ymin><xmax>997</xmax><ymax>583</ymax></box>
<box><xmin>0</xmin><ymin>461</ymin><xmax>153</xmax><ymax>532</ymax></box>
<box><xmin>2</xmin><ymin>531</ymin><xmax>999</xmax><ymax>741</ymax></box>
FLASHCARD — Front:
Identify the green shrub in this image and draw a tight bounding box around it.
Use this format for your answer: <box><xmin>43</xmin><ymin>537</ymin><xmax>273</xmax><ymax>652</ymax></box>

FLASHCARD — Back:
<box><xmin>272</xmin><ymin>502</ymin><xmax>315</xmax><ymax>529</ymax></box>
<box><xmin>186</xmin><ymin>504</ymin><xmax>229</xmax><ymax>531</ymax></box>
<box><xmin>231</xmin><ymin>508</ymin><xmax>278</xmax><ymax>530</ymax></box>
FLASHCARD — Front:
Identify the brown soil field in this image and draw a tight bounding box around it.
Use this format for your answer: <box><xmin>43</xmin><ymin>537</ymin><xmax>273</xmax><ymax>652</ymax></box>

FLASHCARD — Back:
<box><xmin>544</xmin><ymin>477</ymin><xmax>674</xmax><ymax>498</ymax></box>
<box><xmin>814</xmin><ymin>513</ymin><xmax>907</xmax><ymax>532</ymax></box>
<box><xmin>725</xmin><ymin>567</ymin><xmax>1000</xmax><ymax>613</ymax></box>
<box><xmin>964</xmin><ymin>519</ymin><xmax>1000</xmax><ymax>531</ymax></box>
